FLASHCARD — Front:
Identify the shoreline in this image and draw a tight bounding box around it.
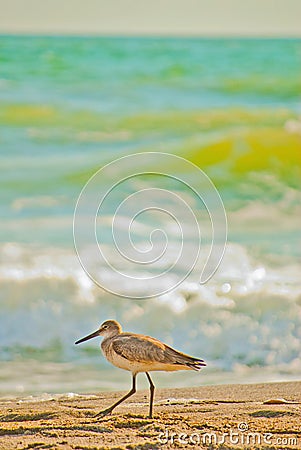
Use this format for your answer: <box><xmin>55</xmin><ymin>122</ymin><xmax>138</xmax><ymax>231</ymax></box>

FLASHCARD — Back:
<box><xmin>0</xmin><ymin>381</ymin><xmax>300</xmax><ymax>449</ymax></box>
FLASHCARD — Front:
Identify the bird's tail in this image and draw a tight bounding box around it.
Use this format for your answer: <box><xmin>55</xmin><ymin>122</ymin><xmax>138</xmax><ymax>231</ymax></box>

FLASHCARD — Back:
<box><xmin>165</xmin><ymin>344</ymin><xmax>206</xmax><ymax>371</ymax></box>
<box><xmin>185</xmin><ymin>357</ymin><xmax>207</xmax><ymax>371</ymax></box>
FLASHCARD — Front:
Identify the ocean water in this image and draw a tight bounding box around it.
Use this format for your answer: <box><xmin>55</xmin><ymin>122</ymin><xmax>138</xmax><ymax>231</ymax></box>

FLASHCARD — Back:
<box><xmin>0</xmin><ymin>36</ymin><xmax>301</xmax><ymax>397</ymax></box>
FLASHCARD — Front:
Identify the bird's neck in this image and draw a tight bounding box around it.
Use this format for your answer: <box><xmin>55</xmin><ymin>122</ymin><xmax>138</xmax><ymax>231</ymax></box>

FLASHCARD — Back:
<box><xmin>101</xmin><ymin>332</ymin><xmax>119</xmax><ymax>347</ymax></box>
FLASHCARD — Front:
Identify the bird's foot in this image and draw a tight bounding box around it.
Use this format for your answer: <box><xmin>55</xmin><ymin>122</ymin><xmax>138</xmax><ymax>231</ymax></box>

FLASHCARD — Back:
<box><xmin>94</xmin><ymin>408</ymin><xmax>112</xmax><ymax>419</ymax></box>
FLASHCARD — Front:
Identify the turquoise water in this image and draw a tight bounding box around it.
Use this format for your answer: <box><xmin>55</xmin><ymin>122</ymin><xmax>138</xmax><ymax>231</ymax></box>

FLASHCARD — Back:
<box><xmin>0</xmin><ymin>36</ymin><xmax>300</xmax><ymax>396</ymax></box>
<box><xmin>1</xmin><ymin>37</ymin><xmax>301</xmax><ymax>110</ymax></box>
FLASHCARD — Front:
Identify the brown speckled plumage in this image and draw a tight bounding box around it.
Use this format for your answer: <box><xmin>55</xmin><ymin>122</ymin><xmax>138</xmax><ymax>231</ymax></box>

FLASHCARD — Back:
<box><xmin>75</xmin><ymin>319</ymin><xmax>206</xmax><ymax>418</ymax></box>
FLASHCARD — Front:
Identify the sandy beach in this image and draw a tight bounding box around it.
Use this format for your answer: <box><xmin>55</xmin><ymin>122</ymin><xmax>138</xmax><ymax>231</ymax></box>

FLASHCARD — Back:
<box><xmin>0</xmin><ymin>381</ymin><xmax>300</xmax><ymax>449</ymax></box>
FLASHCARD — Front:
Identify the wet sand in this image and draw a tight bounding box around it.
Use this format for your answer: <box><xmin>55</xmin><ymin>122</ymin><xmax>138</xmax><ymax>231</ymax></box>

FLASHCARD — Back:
<box><xmin>0</xmin><ymin>381</ymin><xmax>300</xmax><ymax>449</ymax></box>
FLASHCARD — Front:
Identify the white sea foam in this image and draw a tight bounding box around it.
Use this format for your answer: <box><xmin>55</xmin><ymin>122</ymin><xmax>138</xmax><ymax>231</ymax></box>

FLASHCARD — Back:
<box><xmin>0</xmin><ymin>240</ymin><xmax>300</xmax><ymax>396</ymax></box>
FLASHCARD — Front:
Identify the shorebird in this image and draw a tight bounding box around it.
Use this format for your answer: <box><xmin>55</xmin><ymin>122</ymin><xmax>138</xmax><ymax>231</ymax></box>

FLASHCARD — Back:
<box><xmin>75</xmin><ymin>319</ymin><xmax>206</xmax><ymax>418</ymax></box>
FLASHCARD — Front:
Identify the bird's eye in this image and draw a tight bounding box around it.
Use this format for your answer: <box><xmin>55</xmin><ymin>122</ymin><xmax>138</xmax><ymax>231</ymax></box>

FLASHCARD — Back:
<box><xmin>103</xmin><ymin>325</ymin><xmax>108</xmax><ymax>329</ymax></box>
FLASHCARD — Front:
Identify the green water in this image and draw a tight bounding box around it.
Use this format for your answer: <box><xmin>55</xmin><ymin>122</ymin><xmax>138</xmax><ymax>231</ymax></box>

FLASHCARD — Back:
<box><xmin>0</xmin><ymin>36</ymin><xmax>300</xmax><ymax>395</ymax></box>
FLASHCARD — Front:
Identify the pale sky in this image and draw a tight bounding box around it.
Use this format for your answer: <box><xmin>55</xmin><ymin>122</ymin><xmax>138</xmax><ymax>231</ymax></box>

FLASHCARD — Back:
<box><xmin>1</xmin><ymin>0</ymin><xmax>301</xmax><ymax>36</ymax></box>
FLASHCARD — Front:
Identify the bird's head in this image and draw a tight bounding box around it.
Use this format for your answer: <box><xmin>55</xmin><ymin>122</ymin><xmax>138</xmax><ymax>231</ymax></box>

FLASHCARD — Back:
<box><xmin>75</xmin><ymin>320</ymin><xmax>122</xmax><ymax>345</ymax></box>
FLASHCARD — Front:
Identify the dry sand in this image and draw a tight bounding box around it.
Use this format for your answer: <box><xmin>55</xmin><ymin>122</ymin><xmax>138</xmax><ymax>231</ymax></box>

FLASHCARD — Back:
<box><xmin>0</xmin><ymin>381</ymin><xmax>300</xmax><ymax>449</ymax></box>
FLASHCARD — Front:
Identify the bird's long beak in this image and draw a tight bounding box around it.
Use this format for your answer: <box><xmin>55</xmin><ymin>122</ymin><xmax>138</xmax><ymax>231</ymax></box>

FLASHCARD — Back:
<box><xmin>75</xmin><ymin>329</ymin><xmax>100</xmax><ymax>345</ymax></box>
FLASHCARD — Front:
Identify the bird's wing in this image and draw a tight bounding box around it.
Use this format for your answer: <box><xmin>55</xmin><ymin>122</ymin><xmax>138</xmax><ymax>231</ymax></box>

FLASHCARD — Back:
<box><xmin>111</xmin><ymin>333</ymin><xmax>206</xmax><ymax>369</ymax></box>
<box><xmin>112</xmin><ymin>334</ymin><xmax>167</xmax><ymax>363</ymax></box>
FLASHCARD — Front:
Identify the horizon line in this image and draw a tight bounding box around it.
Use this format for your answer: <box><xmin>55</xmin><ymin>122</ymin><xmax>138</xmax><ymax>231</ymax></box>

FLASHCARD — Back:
<box><xmin>1</xmin><ymin>31</ymin><xmax>301</xmax><ymax>39</ymax></box>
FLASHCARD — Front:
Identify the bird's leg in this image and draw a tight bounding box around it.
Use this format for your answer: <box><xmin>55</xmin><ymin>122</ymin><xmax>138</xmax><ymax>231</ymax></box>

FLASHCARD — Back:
<box><xmin>145</xmin><ymin>372</ymin><xmax>155</xmax><ymax>419</ymax></box>
<box><xmin>94</xmin><ymin>374</ymin><xmax>137</xmax><ymax>419</ymax></box>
